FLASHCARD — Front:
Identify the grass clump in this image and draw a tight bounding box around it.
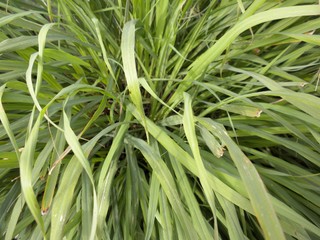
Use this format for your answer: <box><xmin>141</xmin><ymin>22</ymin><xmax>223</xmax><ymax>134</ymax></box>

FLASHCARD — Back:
<box><xmin>0</xmin><ymin>0</ymin><xmax>320</xmax><ymax>239</ymax></box>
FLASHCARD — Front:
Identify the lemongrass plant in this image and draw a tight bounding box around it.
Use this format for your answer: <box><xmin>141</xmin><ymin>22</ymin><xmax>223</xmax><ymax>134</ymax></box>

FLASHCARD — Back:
<box><xmin>0</xmin><ymin>0</ymin><xmax>320</xmax><ymax>239</ymax></box>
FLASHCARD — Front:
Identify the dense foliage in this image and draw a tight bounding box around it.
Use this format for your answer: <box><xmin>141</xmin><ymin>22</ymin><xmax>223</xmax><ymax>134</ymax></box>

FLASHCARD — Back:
<box><xmin>0</xmin><ymin>0</ymin><xmax>320</xmax><ymax>239</ymax></box>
